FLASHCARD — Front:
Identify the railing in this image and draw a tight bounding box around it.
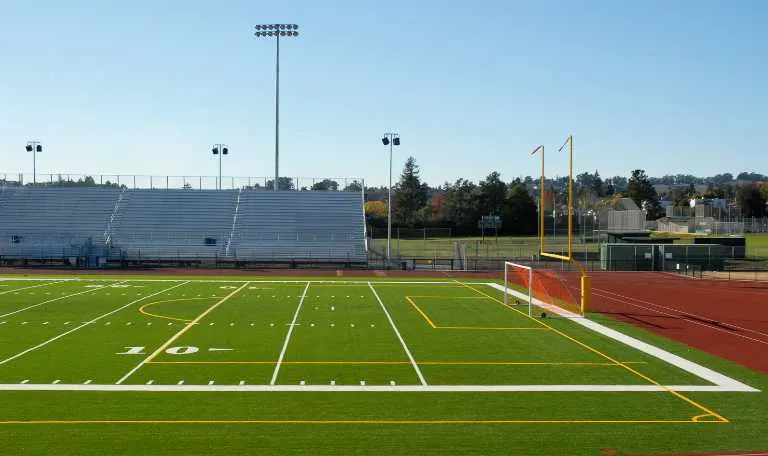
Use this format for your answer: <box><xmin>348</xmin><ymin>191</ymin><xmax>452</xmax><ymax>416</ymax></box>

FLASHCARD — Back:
<box><xmin>0</xmin><ymin>173</ymin><xmax>364</xmax><ymax>192</ymax></box>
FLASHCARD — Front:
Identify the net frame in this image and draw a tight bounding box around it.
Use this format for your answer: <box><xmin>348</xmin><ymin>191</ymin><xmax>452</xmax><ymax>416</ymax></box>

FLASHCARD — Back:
<box><xmin>504</xmin><ymin>261</ymin><xmax>533</xmax><ymax>317</ymax></box>
<box><xmin>505</xmin><ymin>260</ymin><xmax>590</xmax><ymax>316</ymax></box>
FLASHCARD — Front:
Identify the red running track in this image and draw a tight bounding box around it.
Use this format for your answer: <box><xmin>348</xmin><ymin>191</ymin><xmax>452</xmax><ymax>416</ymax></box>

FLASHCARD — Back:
<box><xmin>589</xmin><ymin>272</ymin><xmax>768</xmax><ymax>373</ymax></box>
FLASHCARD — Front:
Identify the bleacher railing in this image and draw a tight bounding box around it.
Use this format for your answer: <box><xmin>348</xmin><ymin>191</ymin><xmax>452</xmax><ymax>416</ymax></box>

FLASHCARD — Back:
<box><xmin>0</xmin><ymin>173</ymin><xmax>364</xmax><ymax>192</ymax></box>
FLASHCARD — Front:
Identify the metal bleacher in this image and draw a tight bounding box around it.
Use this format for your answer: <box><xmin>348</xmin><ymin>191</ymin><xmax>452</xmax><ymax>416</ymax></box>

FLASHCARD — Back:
<box><xmin>109</xmin><ymin>189</ymin><xmax>237</xmax><ymax>260</ymax></box>
<box><xmin>0</xmin><ymin>187</ymin><xmax>122</xmax><ymax>259</ymax></box>
<box><xmin>0</xmin><ymin>186</ymin><xmax>366</xmax><ymax>264</ymax></box>
<box><xmin>231</xmin><ymin>191</ymin><xmax>366</xmax><ymax>263</ymax></box>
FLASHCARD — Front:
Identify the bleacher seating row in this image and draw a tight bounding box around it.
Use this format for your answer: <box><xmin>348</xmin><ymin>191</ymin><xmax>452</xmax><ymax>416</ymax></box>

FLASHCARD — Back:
<box><xmin>0</xmin><ymin>187</ymin><xmax>366</xmax><ymax>263</ymax></box>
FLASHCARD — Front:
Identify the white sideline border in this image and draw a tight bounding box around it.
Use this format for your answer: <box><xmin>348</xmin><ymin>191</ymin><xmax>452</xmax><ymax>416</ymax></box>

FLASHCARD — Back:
<box><xmin>0</xmin><ymin>277</ymin><xmax>491</xmax><ymax>285</ymax></box>
<box><xmin>0</xmin><ymin>384</ymin><xmax>749</xmax><ymax>392</ymax></box>
<box><xmin>490</xmin><ymin>282</ymin><xmax>759</xmax><ymax>393</ymax></box>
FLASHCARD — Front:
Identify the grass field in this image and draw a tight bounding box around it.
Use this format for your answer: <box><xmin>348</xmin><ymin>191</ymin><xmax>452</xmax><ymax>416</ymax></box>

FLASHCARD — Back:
<box><xmin>0</xmin><ymin>275</ymin><xmax>766</xmax><ymax>455</ymax></box>
<box><xmin>375</xmin><ymin>232</ymin><xmax>768</xmax><ymax>260</ymax></box>
<box><xmin>371</xmin><ymin>235</ymin><xmax>598</xmax><ymax>259</ymax></box>
<box><xmin>747</xmin><ymin>233</ymin><xmax>768</xmax><ymax>257</ymax></box>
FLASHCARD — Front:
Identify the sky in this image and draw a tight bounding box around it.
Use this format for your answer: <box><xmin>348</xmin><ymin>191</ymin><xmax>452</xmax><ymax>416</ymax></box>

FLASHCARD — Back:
<box><xmin>1</xmin><ymin>0</ymin><xmax>766</xmax><ymax>187</ymax></box>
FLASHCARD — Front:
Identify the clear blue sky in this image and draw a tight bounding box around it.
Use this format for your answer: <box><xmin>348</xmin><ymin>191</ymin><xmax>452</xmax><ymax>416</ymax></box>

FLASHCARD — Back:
<box><xmin>1</xmin><ymin>0</ymin><xmax>766</xmax><ymax>187</ymax></box>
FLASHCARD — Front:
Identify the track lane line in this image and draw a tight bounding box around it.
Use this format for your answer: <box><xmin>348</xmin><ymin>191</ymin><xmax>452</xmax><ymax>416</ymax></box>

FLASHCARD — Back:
<box><xmin>592</xmin><ymin>286</ymin><xmax>768</xmax><ymax>340</ymax></box>
<box><xmin>592</xmin><ymin>290</ymin><xmax>768</xmax><ymax>346</ymax></box>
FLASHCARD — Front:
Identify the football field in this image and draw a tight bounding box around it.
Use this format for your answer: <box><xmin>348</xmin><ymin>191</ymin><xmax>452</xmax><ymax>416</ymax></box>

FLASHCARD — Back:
<box><xmin>0</xmin><ymin>275</ymin><xmax>766</xmax><ymax>455</ymax></box>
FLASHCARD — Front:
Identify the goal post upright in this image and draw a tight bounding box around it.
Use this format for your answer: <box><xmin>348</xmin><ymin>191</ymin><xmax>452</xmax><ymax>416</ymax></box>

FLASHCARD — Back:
<box><xmin>532</xmin><ymin>135</ymin><xmax>591</xmax><ymax>315</ymax></box>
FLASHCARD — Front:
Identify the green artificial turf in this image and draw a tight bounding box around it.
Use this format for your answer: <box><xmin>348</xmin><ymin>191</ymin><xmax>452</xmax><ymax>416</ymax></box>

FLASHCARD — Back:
<box><xmin>0</xmin><ymin>275</ymin><xmax>766</xmax><ymax>455</ymax></box>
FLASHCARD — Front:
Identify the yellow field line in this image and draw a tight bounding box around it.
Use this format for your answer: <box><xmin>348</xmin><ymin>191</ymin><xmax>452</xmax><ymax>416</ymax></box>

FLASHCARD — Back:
<box><xmin>405</xmin><ymin>297</ymin><xmax>437</xmax><ymax>328</ymax></box>
<box><xmin>435</xmin><ymin>326</ymin><xmax>549</xmax><ymax>331</ymax></box>
<box><xmin>310</xmin><ymin>284</ymin><xmax>469</xmax><ymax>288</ymax></box>
<box><xmin>456</xmin><ymin>281</ymin><xmax>729</xmax><ymax>423</ymax></box>
<box><xmin>116</xmin><ymin>282</ymin><xmax>251</xmax><ymax>385</ymax></box>
<box><xmin>0</xmin><ymin>419</ymin><xmax>723</xmax><ymax>425</ymax></box>
<box><xmin>407</xmin><ymin>296</ymin><xmax>489</xmax><ymax>299</ymax></box>
<box><xmin>406</xmin><ymin>296</ymin><xmax>545</xmax><ymax>330</ymax></box>
<box><xmin>146</xmin><ymin>360</ymin><xmax>647</xmax><ymax>366</ymax></box>
<box><xmin>137</xmin><ymin>297</ymin><xmax>217</xmax><ymax>323</ymax></box>
<box><xmin>418</xmin><ymin>361</ymin><xmax>647</xmax><ymax>366</ymax></box>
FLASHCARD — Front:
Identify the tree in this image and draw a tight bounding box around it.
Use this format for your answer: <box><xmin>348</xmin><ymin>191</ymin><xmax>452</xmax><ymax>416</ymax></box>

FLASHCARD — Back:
<box><xmin>736</xmin><ymin>172</ymin><xmax>768</xmax><ymax>181</ymax></box>
<box><xmin>344</xmin><ymin>180</ymin><xmax>363</xmax><ymax>192</ymax></box>
<box><xmin>625</xmin><ymin>169</ymin><xmax>661</xmax><ymax>219</ymax></box>
<box><xmin>736</xmin><ymin>184</ymin><xmax>767</xmax><ymax>218</ymax></box>
<box><xmin>265</xmin><ymin>177</ymin><xmax>295</xmax><ymax>191</ymax></box>
<box><xmin>438</xmin><ymin>178</ymin><xmax>478</xmax><ymax>227</ymax></box>
<box><xmin>668</xmin><ymin>187</ymin><xmax>690</xmax><ymax>207</ymax></box>
<box><xmin>477</xmin><ymin>171</ymin><xmax>506</xmax><ymax>216</ymax></box>
<box><xmin>591</xmin><ymin>171</ymin><xmax>604</xmax><ymax>197</ymax></box>
<box><xmin>625</xmin><ymin>169</ymin><xmax>657</xmax><ymax>206</ymax></box>
<box><xmin>310</xmin><ymin>179</ymin><xmax>339</xmax><ymax>191</ymax></box>
<box><xmin>364</xmin><ymin>200</ymin><xmax>388</xmax><ymax>223</ymax></box>
<box><xmin>501</xmin><ymin>183</ymin><xmax>537</xmax><ymax>234</ymax></box>
<box><xmin>576</xmin><ymin>172</ymin><xmax>594</xmax><ymax>191</ymax></box>
<box><xmin>686</xmin><ymin>183</ymin><xmax>697</xmax><ymax>198</ymax></box>
<box><xmin>393</xmin><ymin>157</ymin><xmax>428</xmax><ymax>226</ymax></box>
<box><xmin>608</xmin><ymin>176</ymin><xmax>628</xmax><ymax>192</ymax></box>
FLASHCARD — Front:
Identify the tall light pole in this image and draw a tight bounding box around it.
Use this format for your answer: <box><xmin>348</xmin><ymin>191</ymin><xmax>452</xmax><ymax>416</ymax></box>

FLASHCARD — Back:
<box><xmin>254</xmin><ymin>23</ymin><xmax>299</xmax><ymax>191</ymax></box>
<box><xmin>212</xmin><ymin>144</ymin><xmax>229</xmax><ymax>190</ymax></box>
<box><xmin>25</xmin><ymin>141</ymin><xmax>43</xmax><ymax>184</ymax></box>
<box><xmin>382</xmin><ymin>133</ymin><xmax>400</xmax><ymax>261</ymax></box>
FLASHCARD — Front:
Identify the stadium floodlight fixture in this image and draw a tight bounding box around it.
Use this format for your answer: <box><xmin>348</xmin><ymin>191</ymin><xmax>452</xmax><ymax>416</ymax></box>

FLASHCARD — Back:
<box><xmin>25</xmin><ymin>141</ymin><xmax>43</xmax><ymax>184</ymax></box>
<box><xmin>253</xmin><ymin>23</ymin><xmax>300</xmax><ymax>191</ymax></box>
<box><xmin>212</xmin><ymin>144</ymin><xmax>229</xmax><ymax>190</ymax></box>
<box><xmin>381</xmin><ymin>133</ymin><xmax>401</xmax><ymax>261</ymax></box>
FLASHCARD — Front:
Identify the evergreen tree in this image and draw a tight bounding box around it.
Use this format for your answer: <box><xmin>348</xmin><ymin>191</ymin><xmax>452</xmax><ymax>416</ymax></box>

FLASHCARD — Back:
<box><xmin>591</xmin><ymin>170</ymin><xmax>604</xmax><ymax>197</ymax></box>
<box><xmin>478</xmin><ymin>172</ymin><xmax>506</xmax><ymax>216</ymax></box>
<box><xmin>625</xmin><ymin>169</ymin><xmax>661</xmax><ymax>219</ymax></box>
<box><xmin>393</xmin><ymin>157</ymin><xmax>428</xmax><ymax>226</ymax></box>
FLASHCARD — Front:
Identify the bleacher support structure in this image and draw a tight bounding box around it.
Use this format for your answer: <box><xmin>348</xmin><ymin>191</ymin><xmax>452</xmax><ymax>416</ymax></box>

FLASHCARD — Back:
<box><xmin>0</xmin><ymin>187</ymin><xmax>367</xmax><ymax>266</ymax></box>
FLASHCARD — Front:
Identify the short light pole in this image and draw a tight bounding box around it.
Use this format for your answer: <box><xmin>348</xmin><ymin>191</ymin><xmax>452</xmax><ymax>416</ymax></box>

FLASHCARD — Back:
<box><xmin>382</xmin><ymin>133</ymin><xmax>400</xmax><ymax>261</ymax></box>
<box><xmin>25</xmin><ymin>141</ymin><xmax>42</xmax><ymax>184</ymax></box>
<box><xmin>212</xmin><ymin>144</ymin><xmax>229</xmax><ymax>190</ymax></box>
<box><xmin>254</xmin><ymin>23</ymin><xmax>299</xmax><ymax>191</ymax></box>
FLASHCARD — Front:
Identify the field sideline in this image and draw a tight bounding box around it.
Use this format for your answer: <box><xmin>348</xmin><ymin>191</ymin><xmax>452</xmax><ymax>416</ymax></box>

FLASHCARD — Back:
<box><xmin>0</xmin><ymin>274</ymin><xmax>767</xmax><ymax>455</ymax></box>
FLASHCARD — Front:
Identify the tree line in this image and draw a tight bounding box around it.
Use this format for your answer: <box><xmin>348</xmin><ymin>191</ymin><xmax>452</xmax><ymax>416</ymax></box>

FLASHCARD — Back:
<box><xmin>366</xmin><ymin>158</ymin><xmax>768</xmax><ymax>231</ymax></box>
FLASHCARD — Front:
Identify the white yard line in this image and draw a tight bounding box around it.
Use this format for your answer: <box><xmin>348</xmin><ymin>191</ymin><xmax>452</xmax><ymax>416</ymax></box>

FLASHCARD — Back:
<box><xmin>0</xmin><ymin>383</ymin><xmax>751</xmax><ymax>392</ymax></box>
<box><xmin>116</xmin><ymin>281</ymin><xmax>249</xmax><ymax>385</ymax></box>
<box><xmin>0</xmin><ymin>280</ymin><xmax>125</xmax><ymax>319</ymax></box>
<box><xmin>0</xmin><ymin>281</ymin><xmax>188</xmax><ymax>367</ymax></box>
<box><xmin>489</xmin><ymin>283</ymin><xmax>759</xmax><ymax>393</ymax></box>
<box><xmin>0</xmin><ymin>280</ymin><xmax>64</xmax><ymax>296</ymax></box>
<box><xmin>0</xmin><ymin>277</ymin><xmax>492</xmax><ymax>285</ymax></box>
<box><xmin>269</xmin><ymin>282</ymin><xmax>311</xmax><ymax>385</ymax></box>
<box><xmin>368</xmin><ymin>282</ymin><xmax>428</xmax><ymax>386</ymax></box>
